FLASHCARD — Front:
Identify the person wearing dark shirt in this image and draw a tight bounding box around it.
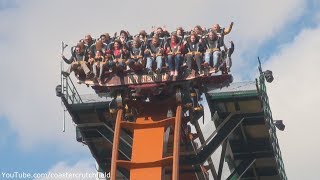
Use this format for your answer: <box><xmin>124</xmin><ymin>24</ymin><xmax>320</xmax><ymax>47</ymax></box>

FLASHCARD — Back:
<box><xmin>137</xmin><ymin>30</ymin><xmax>151</xmax><ymax>47</ymax></box>
<box><xmin>221</xmin><ymin>41</ymin><xmax>234</xmax><ymax>72</ymax></box>
<box><xmin>128</xmin><ymin>38</ymin><xmax>145</xmax><ymax>72</ymax></box>
<box><xmin>82</xmin><ymin>34</ymin><xmax>95</xmax><ymax>53</ymax></box>
<box><xmin>144</xmin><ymin>36</ymin><xmax>164</xmax><ymax>74</ymax></box>
<box><xmin>176</xmin><ymin>27</ymin><xmax>185</xmax><ymax>43</ymax></box>
<box><xmin>150</xmin><ymin>26</ymin><xmax>170</xmax><ymax>38</ymax></box>
<box><xmin>117</xmin><ymin>30</ymin><xmax>133</xmax><ymax>48</ymax></box>
<box><xmin>92</xmin><ymin>50</ymin><xmax>105</xmax><ymax>82</ymax></box>
<box><xmin>108</xmin><ymin>40</ymin><xmax>126</xmax><ymax>73</ymax></box>
<box><xmin>61</xmin><ymin>45</ymin><xmax>91</xmax><ymax>78</ymax></box>
<box><xmin>211</xmin><ymin>22</ymin><xmax>233</xmax><ymax>36</ymax></box>
<box><xmin>210</xmin><ymin>22</ymin><xmax>234</xmax><ymax>50</ymax></box>
<box><xmin>183</xmin><ymin>34</ymin><xmax>204</xmax><ymax>74</ymax></box>
<box><xmin>203</xmin><ymin>31</ymin><xmax>222</xmax><ymax>72</ymax></box>
<box><xmin>90</xmin><ymin>34</ymin><xmax>112</xmax><ymax>55</ymax></box>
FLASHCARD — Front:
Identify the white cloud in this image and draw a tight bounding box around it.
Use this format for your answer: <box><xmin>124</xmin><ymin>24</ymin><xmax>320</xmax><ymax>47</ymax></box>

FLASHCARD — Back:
<box><xmin>1</xmin><ymin>0</ymin><xmax>319</xmax><ymax>178</ymax></box>
<box><xmin>36</xmin><ymin>159</ymin><xmax>98</xmax><ymax>180</ymax></box>
<box><xmin>263</xmin><ymin>24</ymin><xmax>320</xmax><ymax>179</ymax></box>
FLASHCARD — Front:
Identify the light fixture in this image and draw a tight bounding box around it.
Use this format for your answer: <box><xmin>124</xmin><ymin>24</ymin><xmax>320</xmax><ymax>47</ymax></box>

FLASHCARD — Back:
<box><xmin>274</xmin><ymin>120</ymin><xmax>285</xmax><ymax>131</ymax></box>
<box><xmin>263</xmin><ymin>70</ymin><xmax>274</xmax><ymax>83</ymax></box>
<box><xmin>56</xmin><ymin>85</ymin><xmax>62</xmax><ymax>97</ymax></box>
<box><xmin>76</xmin><ymin>126</ymin><xmax>83</xmax><ymax>142</ymax></box>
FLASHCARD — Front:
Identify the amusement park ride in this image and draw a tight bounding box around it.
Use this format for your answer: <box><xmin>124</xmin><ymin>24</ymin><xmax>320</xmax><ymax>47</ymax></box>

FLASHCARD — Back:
<box><xmin>56</xmin><ymin>29</ymin><xmax>287</xmax><ymax>180</ymax></box>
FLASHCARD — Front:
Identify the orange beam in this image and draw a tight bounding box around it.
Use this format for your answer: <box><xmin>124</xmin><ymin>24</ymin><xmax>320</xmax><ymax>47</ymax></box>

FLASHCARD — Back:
<box><xmin>173</xmin><ymin>106</ymin><xmax>182</xmax><ymax>180</ymax></box>
<box><xmin>121</xmin><ymin>117</ymin><xmax>175</xmax><ymax>131</ymax></box>
<box><xmin>130</xmin><ymin>116</ymin><xmax>165</xmax><ymax>180</ymax></box>
<box><xmin>110</xmin><ymin>105</ymin><xmax>182</xmax><ymax>179</ymax></box>
<box><xmin>110</xmin><ymin>109</ymin><xmax>123</xmax><ymax>180</ymax></box>
<box><xmin>117</xmin><ymin>156</ymin><xmax>173</xmax><ymax>169</ymax></box>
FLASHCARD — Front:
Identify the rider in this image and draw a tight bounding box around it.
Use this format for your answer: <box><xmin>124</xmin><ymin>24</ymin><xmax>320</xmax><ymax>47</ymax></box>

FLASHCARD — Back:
<box><xmin>150</xmin><ymin>26</ymin><xmax>170</xmax><ymax>38</ymax></box>
<box><xmin>144</xmin><ymin>36</ymin><xmax>164</xmax><ymax>74</ymax></box>
<box><xmin>220</xmin><ymin>41</ymin><xmax>234</xmax><ymax>73</ymax></box>
<box><xmin>107</xmin><ymin>39</ymin><xmax>126</xmax><ymax>73</ymax></box>
<box><xmin>92</xmin><ymin>50</ymin><xmax>106</xmax><ymax>82</ymax></box>
<box><xmin>128</xmin><ymin>37</ymin><xmax>145</xmax><ymax>72</ymax></box>
<box><xmin>183</xmin><ymin>34</ymin><xmax>205</xmax><ymax>74</ymax></box>
<box><xmin>193</xmin><ymin>25</ymin><xmax>206</xmax><ymax>38</ymax></box>
<box><xmin>82</xmin><ymin>34</ymin><xmax>95</xmax><ymax>53</ymax></box>
<box><xmin>211</xmin><ymin>22</ymin><xmax>234</xmax><ymax>49</ymax></box>
<box><xmin>202</xmin><ymin>31</ymin><xmax>222</xmax><ymax>72</ymax></box>
<box><xmin>98</xmin><ymin>33</ymin><xmax>113</xmax><ymax>52</ymax></box>
<box><xmin>211</xmin><ymin>22</ymin><xmax>234</xmax><ymax>36</ymax></box>
<box><xmin>118</xmin><ymin>30</ymin><xmax>132</xmax><ymax>47</ymax></box>
<box><xmin>176</xmin><ymin>27</ymin><xmax>185</xmax><ymax>42</ymax></box>
<box><xmin>138</xmin><ymin>30</ymin><xmax>148</xmax><ymax>46</ymax></box>
<box><xmin>61</xmin><ymin>45</ymin><xmax>92</xmax><ymax>79</ymax></box>
<box><xmin>165</xmin><ymin>33</ymin><xmax>183</xmax><ymax>77</ymax></box>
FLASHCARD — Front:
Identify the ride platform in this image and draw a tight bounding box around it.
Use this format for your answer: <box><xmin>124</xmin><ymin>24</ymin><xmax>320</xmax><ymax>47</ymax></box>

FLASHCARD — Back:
<box><xmin>77</xmin><ymin>69</ymin><xmax>231</xmax><ymax>88</ymax></box>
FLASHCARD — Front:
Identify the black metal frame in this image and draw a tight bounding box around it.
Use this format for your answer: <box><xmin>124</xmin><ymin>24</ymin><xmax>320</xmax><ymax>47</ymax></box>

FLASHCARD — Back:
<box><xmin>182</xmin><ymin>112</ymin><xmax>263</xmax><ymax>165</ymax></box>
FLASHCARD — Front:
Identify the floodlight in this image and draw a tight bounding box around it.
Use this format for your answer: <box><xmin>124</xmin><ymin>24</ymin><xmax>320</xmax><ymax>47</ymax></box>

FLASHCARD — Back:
<box><xmin>56</xmin><ymin>85</ymin><xmax>62</xmax><ymax>97</ymax></box>
<box><xmin>263</xmin><ymin>70</ymin><xmax>274</xmax><ymax>83</ymax></box>
<box><xmin>274</xmin><ymin>120</ymin><xmax>285</xmax><ymax>131</ymax></box>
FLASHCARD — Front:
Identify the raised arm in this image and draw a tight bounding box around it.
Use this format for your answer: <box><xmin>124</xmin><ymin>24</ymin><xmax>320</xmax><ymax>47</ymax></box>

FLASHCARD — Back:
<box><xmin>224</xmin><ymin>22</ymin><xmax>234</xmax><ymax>35</ymax></box>
<box><xmin>61</xmin><ymin>54</ymin><xmax>73</xmax><ymax>64</ymax></box>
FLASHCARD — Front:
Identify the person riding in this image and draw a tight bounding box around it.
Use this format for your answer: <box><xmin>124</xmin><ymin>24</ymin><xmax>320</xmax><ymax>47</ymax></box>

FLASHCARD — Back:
<box><xmin>118</xmin><ymin>30</ymin><xmax>132</xmax><ymax>47</ymax></box>
<box><xmin>90</xmin><ymin>38</ymin><xmax>108</xmax><ymax>57</ymax></box>
<box><xmin>144</xmin><ymin>36</ymin><xmax>164</xmax><ymax>74</ymax></box>
<box><xmin>176</xmin><ymin>27</ymin><xmax>185</xmax><ymax>42</ymax></box>
<box><xmin>82</xmin><ymin>34</ymin><xmax>95</xmax><ymax>53</ymax></box>
<box><xmin>137</xmin><ymin>30</ymin><xmax>149</xmax><ymax>47</ymax></box>
<box><xmin>98</xmin><ymin>33</ymin><xmax>112</xmax><ymax>52</ymax></box>
<box><xmin>150</xmin><ymin>26</ymin><xmax>170</xmax><ymax>49</ymax></box>
<box><xmin>211</xmin><ymin>22</ymin><xmax>234</xmax><ymax>36</ymax></box>
<box><xmin>127</xmin><ymin>37</ymin><xmax>145</xmax><ymax>73</ymax></box>
<box><xmin>202</xmin><ymin>31</ymin><xmax>222</xmax><ymax>72</ymax></box>
<box><xmin>220</xmin><ymin>41</ymin><xmax>234</xmax><ymax>73</ymax></box>
<box><xmin>211</xmin><ymin>22</ymin><xmax>234</xmax><ymax>48</ymax></box>
<box><xmin>61</xmin><ymin>45</ymin><xmax>92</xmax><ymax>79</ymax></box>
<box><xmin>107</xmin><ymin>39</ymin><xmax>126</xmax><ymax>74</ymax></box>
<box><xmin>92</xmin><ymin>50</ymin><xmax>106</xmax><ymax>82</ymax></box>
<box><xmin>193</xmin><ymin>25</ymin><xmax>206</xmax><ymax>38</ymax></box>
<box><xmin>87</xmin><ymin>50</ymin><xmax>95</xmax><ymax>69</ymax></box>
<box><xmin>121</xmin><ymin>44</ymin><xmax>131</xmax><ymax>72</ymax></box>
<box><xmin>150</xmin><ymin>26</ymin><xmax>170</xmax><ymax>38</ymax></box>
<box><xmin>165</xmin><ymin>33</ymin><xmax>183</xmax><ymax>77</ymax></box>
<box><xmin>183</xmin><ymin>34</ymin><xmax>205</xmax><ymax>74</ymax></box>
<box><xmin>101</xmin><ymin>33</ymin><xmax>113</xmax><ymax>45</ymax></box>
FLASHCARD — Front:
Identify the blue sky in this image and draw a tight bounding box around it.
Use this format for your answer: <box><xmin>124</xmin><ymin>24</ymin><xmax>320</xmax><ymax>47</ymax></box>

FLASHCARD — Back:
<box><xmin>256</xmin><ymin>0</ymin><xmax>320</xmax><ymax>61</ymax></box>
<box><xmin>0</xmin><ymin>0</ymin><xmax>18</xmax><ymax>10</ymax></box>
<box><xmin>0</xmin><ymin>0</ymin><xmax>320</xmax><ymax>179</ymax></box>
<box><xmin>0</xmin><ymin>117</ymin><xmax>93</xmax><ymax>174</ymax></box>
<box><xmin>237</xmin><ymin>0</ymin><xmax>320</xmax><ymax>80</ymax></box>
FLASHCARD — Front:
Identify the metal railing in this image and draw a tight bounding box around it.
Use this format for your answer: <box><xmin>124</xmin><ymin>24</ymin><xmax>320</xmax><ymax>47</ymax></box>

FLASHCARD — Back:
<box><xmin>257</xmin><ymin>60</ymin><xmax>287</xmax><ymax>180</ymax></box>
<box><xmin>61</xmin><ymin>73</ymin><xmax>83</xmax><ymax>104</ymax></box>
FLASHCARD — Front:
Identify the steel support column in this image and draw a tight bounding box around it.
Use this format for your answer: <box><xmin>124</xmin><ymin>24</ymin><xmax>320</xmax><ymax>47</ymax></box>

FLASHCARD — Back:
<box><xmin>193</xmin><ymin>120</ymin><xmax>218</xmax><ymax>179</ymax></box>
<box><xmin>110</xmin><ymin>109</ymin><xmax>123</xmax><ymax>180</ymax></box>
<box><xmin>217</xmin><ymin>140</ymin><xmax>227</xmax><ymax>180</ymax></box>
